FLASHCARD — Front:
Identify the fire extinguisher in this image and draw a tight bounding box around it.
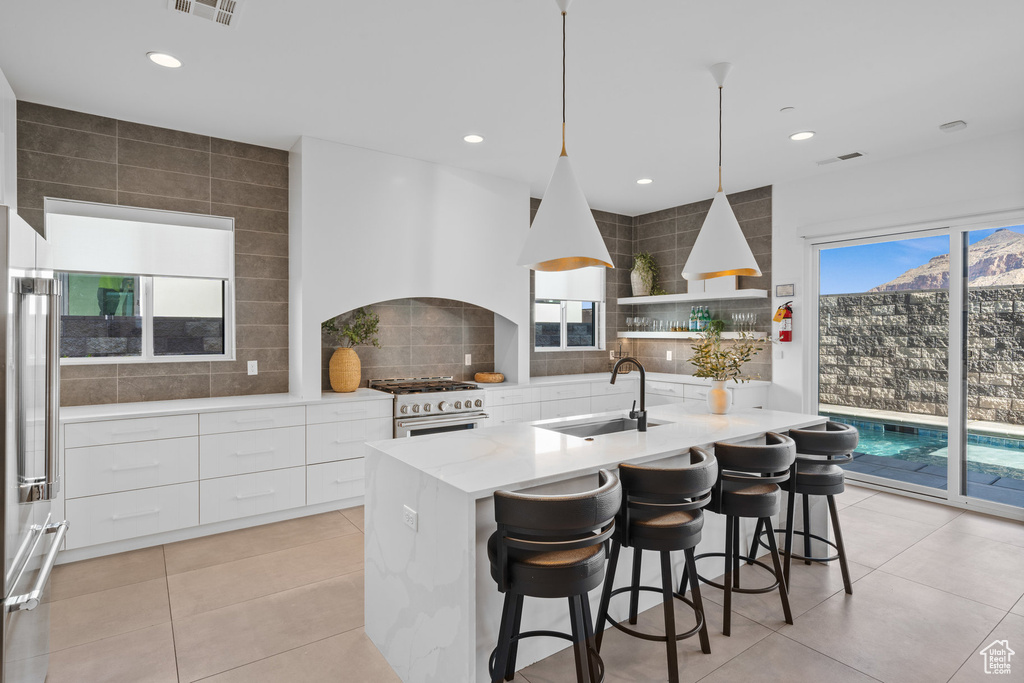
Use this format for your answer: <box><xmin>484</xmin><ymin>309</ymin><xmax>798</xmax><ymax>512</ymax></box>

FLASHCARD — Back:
<box><xmin>774</xmin><ymin>301</ymin><xmax>793</xmax><ymax>342</ymax></box>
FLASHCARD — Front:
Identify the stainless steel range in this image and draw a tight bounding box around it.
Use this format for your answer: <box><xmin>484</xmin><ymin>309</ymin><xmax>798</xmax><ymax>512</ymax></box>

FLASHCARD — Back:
<box><xmin>369</xmin><ymin>377</ymin><xmax>488</xmax><ymax>438</ymax></box>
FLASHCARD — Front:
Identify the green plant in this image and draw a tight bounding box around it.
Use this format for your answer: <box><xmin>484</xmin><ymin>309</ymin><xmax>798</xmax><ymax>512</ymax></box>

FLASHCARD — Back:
<box><xmin>322</xmin><ymin>308</ymin><xmax>381</xmax><ymax>349</ymax></box>
<box><xmin>688</xmin><ymin>328</ymin><xmax>764</xmax><ymax>382</ymax></box>
<box><xmin>631</xmin><ymin>252</ymin><xmax>667</xmax><ymax>296</ymax></box>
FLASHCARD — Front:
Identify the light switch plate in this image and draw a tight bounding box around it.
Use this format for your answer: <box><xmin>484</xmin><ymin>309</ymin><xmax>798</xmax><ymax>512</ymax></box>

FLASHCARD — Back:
<box><xmin>666</xmin><ymin>350</ymin><xmax>673</xmax><ymax>361</ymax></box>
<box><xmin>247</xmin><ymin>360</ymin><xmax>258</xmax><ymax>375</ymax></box>
<box><xmin>464</xmin><ymin>354</ymin><xmax>472</xmax><ymax>366</ymax></box>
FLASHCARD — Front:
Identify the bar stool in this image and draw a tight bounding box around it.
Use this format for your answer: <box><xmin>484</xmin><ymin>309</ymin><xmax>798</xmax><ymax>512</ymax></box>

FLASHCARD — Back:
<box><xmin>682</xmin><ymin>433</ymin><xmax>797</xmax><ymax>636</ymax></box>
<box><xmin>594</xmin><ymin>448</ymin><xmax>717</xmax><ymax>683</ymax></box>
<box><xmin>748</xmin><ymin>421</ymin><xmax>858</xmax><ymax>594</ymax></box>
<box><xmin>487</xmin><ymin>469</ymin><xmax>621</xmax><ymax>683</ymax></box>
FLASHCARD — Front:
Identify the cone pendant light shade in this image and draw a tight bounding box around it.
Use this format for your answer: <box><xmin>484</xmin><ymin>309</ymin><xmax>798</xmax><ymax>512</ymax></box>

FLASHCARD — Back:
<box><xmin>517</xmin><ymin>0</ymin><xmax>612</xmax><ymax>272</ymax></box>
<box><xmin>681</xmin><ymin>63</ymin><xmax>762</xmax><ymax>281</ymax></box>
<box><xmin>519</xmin><ymin>155</ymin><xmax>613</xmax><ymax>271</ymax></box>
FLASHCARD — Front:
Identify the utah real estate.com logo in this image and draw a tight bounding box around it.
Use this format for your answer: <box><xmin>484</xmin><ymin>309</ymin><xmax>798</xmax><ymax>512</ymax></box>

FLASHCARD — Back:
<box><xmin>979</xmin><ymin>639</ymin><xmax>1014</xmax><ymax>675</ymax></box>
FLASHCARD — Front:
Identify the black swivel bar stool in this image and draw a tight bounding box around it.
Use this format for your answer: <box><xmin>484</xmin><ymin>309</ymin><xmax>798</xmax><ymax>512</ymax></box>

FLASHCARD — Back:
<box><xmin>594</xmin><ymin>448</ymin><xmax>717</xmax><ymax>683</ymax></box>
<box><xmin>682</xmin><ymin>433</ymin><xmax>797</xmax><ymax>636</ymax></box>
<box><xmin>748</xmin><ymin>421</ymin><xmax>858</xmax><ymax>594</ymax></box>
<box><xmin>487</xmin><ymin>469</ymin><xmax>621</xmax><ymax>683</ymax></box>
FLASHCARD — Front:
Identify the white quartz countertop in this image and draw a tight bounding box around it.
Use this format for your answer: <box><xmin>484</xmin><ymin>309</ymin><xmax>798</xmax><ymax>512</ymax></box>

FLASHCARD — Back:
<box><xmin>60</xmin><ymin>389</ymin><xmax>392</xmax><ymax>423</ymax></box>
<box><xmin>367</xmin><ymin>403</ymin><xmax>821</xmax><ymax>499</ymax></box>
<box><xmin>474</xmin><ymin>372</ymin><xmax>770</xmax><ymax>390</ymax></box>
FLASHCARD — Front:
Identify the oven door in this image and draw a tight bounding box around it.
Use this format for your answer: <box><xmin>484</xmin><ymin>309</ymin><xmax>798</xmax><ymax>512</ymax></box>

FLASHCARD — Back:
<box><xmin>395</xmin><ymin>412</ymin><xmax>489</xmax><ymax>438</ymax></box>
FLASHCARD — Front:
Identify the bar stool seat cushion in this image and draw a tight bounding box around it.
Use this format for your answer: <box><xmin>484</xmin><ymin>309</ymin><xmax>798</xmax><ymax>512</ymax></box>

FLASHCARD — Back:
<box><xmin>794</xmin><ymin>462</ymin><xmax>845</xmax><ymax>495</ymax></box>
<box><xmin>627</xmin><ymin>509</ymin><xmax>704</xmax><ymax>551</ymax></box>
<box><xmin>487</xmin><ymin>532</ymin><xmax>607</xmax><ymax>598</ymax></box>
<box><xmin>716</xmin><ymin>480</ymin><xmax>780</xmax><ymax>519</ymax></box>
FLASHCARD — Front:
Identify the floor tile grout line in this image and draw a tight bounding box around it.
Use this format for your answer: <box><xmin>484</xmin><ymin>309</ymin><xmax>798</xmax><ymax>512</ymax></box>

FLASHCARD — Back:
<box><xmin>944</xmin><ymin>610</ymin><xmax>1022</xmax><ymax>683</ymax></box>
<box><xmin>689</xmin><ymin>621</ymin><xmax>775</xmax><ymax>683</ymax></box>
<box><xmin>160</xmin><ymin>545</ymin><xmax>184</xmax><ymax>683</ymax></box>
<box><xmin>185</xmin><ymin>621</ymin><xmax>367</xmax><ymax>682</ymax></box>
<box><xmin>775</xmin><ymin>630</ymin><xmax>888</xmax><ymax>683</ymax></box>
<box><xmin>870</xmin><ymin>564</ymin><xmax>1020</xmax><ymax>614</ymax></box>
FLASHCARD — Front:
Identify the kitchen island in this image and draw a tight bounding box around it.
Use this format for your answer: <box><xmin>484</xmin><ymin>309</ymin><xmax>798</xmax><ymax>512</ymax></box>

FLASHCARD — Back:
<box><xmin>364</xmin><ymin>403</ymin><xmax>827</xmax><ymax>683</ymax></box>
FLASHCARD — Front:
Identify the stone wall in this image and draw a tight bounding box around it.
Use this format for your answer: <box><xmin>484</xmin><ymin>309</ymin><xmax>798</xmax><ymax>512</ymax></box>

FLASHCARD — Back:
<box><xmin>819</xmin><ymin>286</ymin><xmax>1024</xmax><ymax>424</ymax></box>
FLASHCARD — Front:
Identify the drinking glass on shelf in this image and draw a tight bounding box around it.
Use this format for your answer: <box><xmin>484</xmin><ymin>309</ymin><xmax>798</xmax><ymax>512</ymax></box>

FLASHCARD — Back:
<box><xmin>625</xmin><ymin>317</ymin><xmax>633</xmax><ymax>332</ymax></box>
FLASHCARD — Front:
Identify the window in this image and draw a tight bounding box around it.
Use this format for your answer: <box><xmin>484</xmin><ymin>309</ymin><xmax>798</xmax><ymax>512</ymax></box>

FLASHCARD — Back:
<box><xmin>535</xmin><ymin>299</ymin><xmax>602</xmax><ymax>350</ymax></box>
<box><xmin>45</xmin><ymin>199</ymin><xmax>235</xmax><ymax>364</ymax></box>
<box><xmin>534</xmin><ymin>267</ymin><xmax>606</xmax><ymax>351</ymax></box>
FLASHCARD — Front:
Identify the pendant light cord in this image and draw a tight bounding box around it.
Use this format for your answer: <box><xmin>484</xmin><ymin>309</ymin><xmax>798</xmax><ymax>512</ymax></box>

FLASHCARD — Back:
<box><xmin>718</xmin><ymin>85</ymin><xmax>723</xmax><ymax>193</ymax></box>
<box><xmin>561</xmin><ymin>11</ymin><xmax>567</xmax><ymax>156</ymax></box>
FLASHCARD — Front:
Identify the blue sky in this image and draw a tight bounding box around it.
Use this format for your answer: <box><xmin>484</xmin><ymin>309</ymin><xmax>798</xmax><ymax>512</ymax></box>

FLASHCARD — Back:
<box><xmin>819</xmin><ymin>225</ymin><xmax>1024</xmax><ymax>295</ymax></box>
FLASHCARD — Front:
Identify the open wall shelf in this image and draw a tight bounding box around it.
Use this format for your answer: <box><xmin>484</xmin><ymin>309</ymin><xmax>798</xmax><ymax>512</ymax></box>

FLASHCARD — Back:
<box><xmin>617</xmin><ymin>331</ymin><xmax>768</xmax><ymax>340</ymax></box>
<box><xmin>617</xmin><ymin>290</ymin><xmax>768</xmax><ymax>306</ymax></box>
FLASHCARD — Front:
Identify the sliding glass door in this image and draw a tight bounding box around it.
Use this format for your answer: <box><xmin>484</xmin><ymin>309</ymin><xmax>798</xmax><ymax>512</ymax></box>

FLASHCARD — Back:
<box><xmin>817</xmin><ymin>233</ymin><xmax>950</xmax><ymax>494</ymax></box>
<box><xmin>815</xmin><ymin>221</ymin><xmax>1024</xmax><ymax>513</ymax></box>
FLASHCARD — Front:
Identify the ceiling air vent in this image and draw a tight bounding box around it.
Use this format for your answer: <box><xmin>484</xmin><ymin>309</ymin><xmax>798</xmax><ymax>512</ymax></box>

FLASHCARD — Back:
<box><xmin>817</xmin><ymin>152</ymin><xmax>865</xmax><ymax>166</ymax></box>
<box><xmin>168</xmin><ymin>0</ymin><xmax>240</xmax><ymax>27</ymax></box>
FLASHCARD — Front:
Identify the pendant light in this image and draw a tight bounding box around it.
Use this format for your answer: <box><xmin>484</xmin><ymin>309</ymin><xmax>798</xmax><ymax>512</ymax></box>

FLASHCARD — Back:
<box><xmin>681</xmin><ymin>63</ymin><xmax>762</xmax><ymax>281</ymax></box>
<box><xmin>517</xmin><ymin>0</ymin><xmax>613</xmax><ymax>272</ymax></box>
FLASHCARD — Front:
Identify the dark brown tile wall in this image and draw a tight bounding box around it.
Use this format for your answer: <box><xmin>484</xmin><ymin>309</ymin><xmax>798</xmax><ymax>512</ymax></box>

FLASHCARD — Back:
<box><xmin>16</xmin><ymin>102</ymin><xmax>289</xmax><ymax>406</ymax></box>
<box><xmin>321</xmin><ymin>298</ymin><xmax>495</xmax><ymax>390</ymax></box>
<box><xmin>529</xmin><ymin>186</ymin><xmax>773</xmax><ymax>381</ymax></box>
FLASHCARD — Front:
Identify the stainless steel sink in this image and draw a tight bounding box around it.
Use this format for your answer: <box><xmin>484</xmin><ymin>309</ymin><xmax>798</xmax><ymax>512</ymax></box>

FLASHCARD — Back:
<box><xmin>541</xmin><ymin>417</ymin><xmax>667</xmax><ymax>438</ymax></box>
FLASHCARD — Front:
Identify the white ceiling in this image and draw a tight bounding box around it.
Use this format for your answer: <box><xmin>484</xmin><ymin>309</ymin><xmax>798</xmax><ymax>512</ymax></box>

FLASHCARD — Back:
<box><xmin>1</xmin><ymin>0</ymin><xmax>1022</xmax><ymax>216</ymax></box>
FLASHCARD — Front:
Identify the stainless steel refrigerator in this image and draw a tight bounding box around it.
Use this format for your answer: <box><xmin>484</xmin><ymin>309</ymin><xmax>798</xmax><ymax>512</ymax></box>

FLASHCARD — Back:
<box><xmin>1</xmin><ymin>205</ymin><xmax>67</xmax><ymax>682</ymax></box>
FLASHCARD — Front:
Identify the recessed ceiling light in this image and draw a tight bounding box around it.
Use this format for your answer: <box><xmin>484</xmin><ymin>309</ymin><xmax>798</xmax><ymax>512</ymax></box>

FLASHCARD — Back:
<box><xmin>463</xmin><ymin>134</ymin><xmax>484</xmax><ymax>143</ymax></box>
<box><xmin>789</xmin><ymin>131</ymin><xmax>815</xmax><ymax>141</ymax></box>
<box><xmin>636</xmin><ymin>178</ymin><xmax>653</xmax><ymax>185</ymax></box>
<box><xmin>147</xmin><ymin>52</ymin><xmax>182</xmax><ymax>68</ymax></box>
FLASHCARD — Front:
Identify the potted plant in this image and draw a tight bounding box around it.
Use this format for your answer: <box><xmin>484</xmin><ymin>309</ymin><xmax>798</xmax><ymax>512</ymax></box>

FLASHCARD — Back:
<box><xmin>688</xmin><ymin>321</ymin><xmax>765</xmax><ymax>414</ymax></box>
<box><xmin>322</xmin><ymin>307</ymin><xmax>381</xmax><ymax>392</ymax></box>
<box><xmin>630</xmin><ymin>252</ymin><xmax>667</xmax><ymax>297</ymax></box>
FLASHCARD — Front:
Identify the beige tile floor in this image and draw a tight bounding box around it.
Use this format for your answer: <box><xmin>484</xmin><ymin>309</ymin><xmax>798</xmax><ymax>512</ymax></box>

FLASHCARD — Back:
<box><xmin>42</xmin><ymin>487</ymin><xmax>1024</xmax><ymax>683</ymax></box>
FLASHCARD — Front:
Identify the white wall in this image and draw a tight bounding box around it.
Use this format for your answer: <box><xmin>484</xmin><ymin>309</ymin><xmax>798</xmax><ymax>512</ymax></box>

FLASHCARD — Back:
<box><xmin>289</xmin><ymin>137</ymin><xmax>531</xmax><ymax>399</ymax></box>
<box><xmin>771</xmin><ymin>128</ymin><xmax>1024</xmax><ymax>412</ymax></box>
<box><xmin>0</xmin><ymin>66</ymin><xmax>17</xmax><ymax>209</ymax></box>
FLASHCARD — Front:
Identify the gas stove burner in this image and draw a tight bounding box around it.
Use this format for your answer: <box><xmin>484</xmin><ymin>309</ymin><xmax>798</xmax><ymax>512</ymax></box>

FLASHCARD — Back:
<box><xmin>369</xmin><ymin>377</ymin><xmax>478</xmax><ymax>395</ymax></box>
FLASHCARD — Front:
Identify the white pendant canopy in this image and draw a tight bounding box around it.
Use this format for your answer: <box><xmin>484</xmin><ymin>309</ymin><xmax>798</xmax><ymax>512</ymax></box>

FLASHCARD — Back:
<box><xmin>681</xmin><ymin>190</ymin><xmax>761</xmax><ymax>280</ymax></box>
<box><xmin>518</xmin><ymin>154</ymin><xmax>613</xmax><ymax>271</ymax></box>
<box><xmin>681</xmin><ymin>62</ymin><xmax>762</xmax><ymax>281</ymax></box>
<box><xmin>517</xmin><ymin>0</ymin><xmax>612</xmax><ymax>272</ymax></box>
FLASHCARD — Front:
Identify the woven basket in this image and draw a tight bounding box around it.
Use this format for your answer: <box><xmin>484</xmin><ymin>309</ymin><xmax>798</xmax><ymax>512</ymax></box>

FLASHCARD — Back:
<box><xmin>329</xmin><ymin>348</ymin><xmax>361</xmax><ymax>393</ymax></box>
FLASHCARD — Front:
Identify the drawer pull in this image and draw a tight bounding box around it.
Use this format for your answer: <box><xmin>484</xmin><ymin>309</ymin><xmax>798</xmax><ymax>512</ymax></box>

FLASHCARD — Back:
<box><xmin>112</xmin><ymin>508</ymin><xmax>160</xmax><ymax>521</ymax></box>
<box><xmin>233</xmin><ymin>448</ymin><xmax>275</xmax><ymax>457</ymax></box>
<box><xmin>112</xmin><ymin>427</ymin><xmax>160</xmax><ymax>436</ymax></box>
<box><xmin>331</xmin><ymin>437</ymin><xmax>362</xmax><ymax>445</ymax></box>
<box><xmin>235</xmin><ymin>489</ymin><xmax>275</xmax><ymax>500</ymax></box>
<box><xmin>110</xmin><ymin>461</ymin><xmax>160</xmax><ymax>472</ymax></box>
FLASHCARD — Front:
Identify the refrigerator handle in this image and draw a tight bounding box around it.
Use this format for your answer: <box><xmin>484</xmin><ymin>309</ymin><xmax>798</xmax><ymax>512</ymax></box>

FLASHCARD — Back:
<box><xmin>5</xmin><ymin>521</ymin><xmax>69</xmax><ymax>612</ymax></box>
<box><xmin>16</xmin><ymin>276</ymin><xmax>62</xmax><ymax>503</ymax></box>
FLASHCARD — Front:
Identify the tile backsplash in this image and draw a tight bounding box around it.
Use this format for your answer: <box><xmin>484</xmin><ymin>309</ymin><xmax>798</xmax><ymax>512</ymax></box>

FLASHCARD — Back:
<box><xmin>17</xmin><ymin>102</ymin><xmax>289</xmax><ymax>405</ymax></box>
<box><xmin>321</xmin><ymin>298</ymin><xmax>495</xmax><ymax>390</ymax></box>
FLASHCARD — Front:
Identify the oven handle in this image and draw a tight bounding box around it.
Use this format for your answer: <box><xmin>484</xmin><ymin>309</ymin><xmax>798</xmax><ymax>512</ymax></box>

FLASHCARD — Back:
<box><xmin>395</xmin><ymin>412</ymin><xmax>489</xmax><ymax>429</ymax></box>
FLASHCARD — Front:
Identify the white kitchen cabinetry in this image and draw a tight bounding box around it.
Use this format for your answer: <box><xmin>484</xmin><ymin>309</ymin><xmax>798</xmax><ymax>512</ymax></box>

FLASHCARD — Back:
<box><xmin>60</xmin><ymin>392</ymin><xmax>393</xmax><ymax>559</ymax></box>
<box><xmin>486</xmin><ymin>377</ymin><xmax>638</xmax><ymax>425</ymax></box>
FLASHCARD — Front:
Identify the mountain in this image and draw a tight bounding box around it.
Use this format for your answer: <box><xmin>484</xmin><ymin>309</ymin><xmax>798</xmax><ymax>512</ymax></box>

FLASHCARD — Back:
<box><xmin>870</xmin><ymin>229</ymin><xmax>1024</xmax><ymax>291</ymax></box>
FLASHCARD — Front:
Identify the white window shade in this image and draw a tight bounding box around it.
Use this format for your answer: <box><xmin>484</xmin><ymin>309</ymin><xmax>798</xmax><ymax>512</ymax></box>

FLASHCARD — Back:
<box><xmin>535</xmin><ymin>266</ymin><xmax>605</xmax><ymax>302</ymax></box>
<box><xmin>45</xmin><ymin>199</ymin><xmax>234</xmax><ymax>279</ymax></box>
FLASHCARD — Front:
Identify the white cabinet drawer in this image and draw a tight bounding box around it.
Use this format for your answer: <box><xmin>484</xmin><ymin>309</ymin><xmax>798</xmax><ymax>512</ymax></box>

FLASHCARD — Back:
<box><xmin>307</xmin><ymin>460</ymin><xmax>364</xmax><ymax>505</ymax></box>
<box><xmin>65</xmin><ymin>437</ymin><xmax>199</xmax><ymax>498</ymax></box>
<box><xmin>684</xmin><ymin>384</ymin><xmax>712</xmax><ymax>401</ymax></box>
<box><xmin>540</xmin><ymin>397</ymin><xmax>591</xmax><ymax>420</ymax></box>
<box><xmin>648</xmin><ymin>381</ymin><xmax>686</xmax><ymax>398</ymax></box>
<box><xmin>200</xmin><ymin>406</ymin><xmax>305</xmax><ymax>435</ymax></box>
<box><xmin>306</xmin><ymin>400</ymin><xmax>391</xmax><ymax>425</ymax></box>
<box><xmin>306</xmin><ymin>418</ymin><xmax>391</xmax><ymax>465</ymax></box>
<box><xmin>199</xmin><ymin>467</ymin><xmax>305</xmax><ymax>525</ymax></box>
<box><xmin>590</xmin><ymin>379</ymin><xmax>636</xmax><ymax>397</ymax></box>
<box><xmin>65</xmin><ymin>414</ymin><xmax>198</xmax><ymax>449</ymax></box>
<box><xmin>489</xmin><ymin>387</ymin><xmax>541</xmax><ymax>406</ymax></box>
<box><xmin>200</xmin><ymin>426</ymin><xmax>305</xmax><ymax>479</ymax></box>
<box><xmin>646</xmin><ymin>393</ymin><xmax>686</xmax><ymax>407</ymax></box>
<box><xmin>540</xmin><ymin>383</ymin><xmax>591</xmax><ymax>402</ymax></box>
<box><xmin>489</xmin><ymin>402</ymin><xmax>542</xmax><ymax>426</ymax></box>
<box><xmin>591</xmin><ymin>394</ymin><xmax>634</xmax><ymax>414</ymax></box>
<box><xmin>65</xmin><ymin>483</ymin><xmax>198</xmax><ymax>550</ymax></box>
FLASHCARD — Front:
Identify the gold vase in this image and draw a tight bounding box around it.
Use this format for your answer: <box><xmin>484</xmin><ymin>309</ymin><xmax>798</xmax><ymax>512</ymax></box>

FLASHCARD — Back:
<box><xmin>329</xmin><ymin>348</ymin><xmax>361</xmax><ymax>393</ymax></box>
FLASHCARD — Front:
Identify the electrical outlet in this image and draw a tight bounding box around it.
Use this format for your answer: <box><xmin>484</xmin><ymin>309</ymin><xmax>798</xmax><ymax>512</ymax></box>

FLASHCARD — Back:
<box><xmin>247</xmin><ymin>360</ymin><xmax>258</xmax><ymax>375</ymax></box>
<box><xmin>610</xmin><ymin>350</ymin><xmax>615</xmax><ymax>360</ymax></box>
<box><xmin>465</xmin><ymin>353</ymin><xmax>472</xmax><ymax>366</ymax></box>
<box><xmin>666</xmin><ymin>350</ymin><xmax>673</xmax><ymax>361</ymax></box>
<box><xmin>402</xmin><ymin>505</ymin><xmax>418</xmax><ymax>531</ymax></box>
